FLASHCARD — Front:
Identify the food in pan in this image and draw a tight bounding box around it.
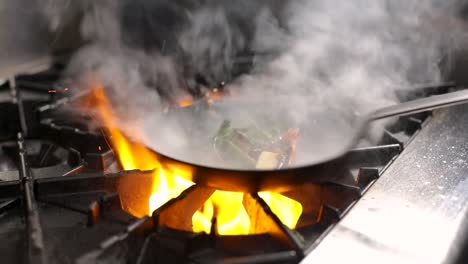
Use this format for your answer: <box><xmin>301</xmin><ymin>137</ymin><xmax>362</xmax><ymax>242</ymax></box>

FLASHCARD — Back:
<box><xmin>212</xmin><ymin>119</ymin><xmax>299</xmax><ymax>169</ymax></box>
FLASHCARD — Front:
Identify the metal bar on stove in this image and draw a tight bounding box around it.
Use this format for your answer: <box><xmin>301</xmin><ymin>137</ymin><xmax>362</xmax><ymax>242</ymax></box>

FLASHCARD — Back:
<box><xmin>243</xmin><ymin>193</ymin><xmax>304</xmax><ymax>257</ymax></box>
<box><xmin>76</xmin><ymin>216</ymin><xmax>154</xmax><ymax>263</ymax></box>
<box><xmin>61</xmin><ymin>163</ymin><xmax>87</xmax><ymax>176</ymax></box>
<box><xmin>152</xmin><ymin>185</ymin><xmax>215</xmax><ymax>232</ymax></box>
<box><xmin>347</xmin><ymin>144</ymin><xmax>402</xmax><ymax>168</ymax></box>
<box><xmin>36</xmin><ymin>90</ymin><xmax>90</xmax><ymax>113</ymax></box>
<box><xmin>320</xmin><ymin>182</ymin><xmax>361</xmax><ymax>210</ymax></box>
<box><xmin>9</xmin><ymin>73</ymin><xmax>48</xmax><ymax>263</ymax></box>
<box><xmin>36</xmin><ymin>172</ymin><xmax>122</xmax><ymax>196</ymax></box>
<box><xmin>17</xmin><ymin>133</ymin><xmax>47</xmax><ymax>264</ymax></box>
<box><xmin>9</xmin><ymin>77</ymin><xmax>28</xmax><ymax>136</ymax></box>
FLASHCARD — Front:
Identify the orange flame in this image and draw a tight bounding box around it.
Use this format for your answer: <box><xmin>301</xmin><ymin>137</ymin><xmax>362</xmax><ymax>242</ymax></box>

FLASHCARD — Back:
<box><xmin>87</xmin><ymin>84</ymin><xmax>302</xmax><ymax>234</ymax></box>
<box><xmin>192</xmin><ymin>191</ymin><xmax>251</xmax><ymax>235</ymax></box>
<box><xmin>192</xmin><ymin>191</ymin><xmax>302</xmax><ymax>234</ymax></box>
<box><xmin>258</xmin><ymin>192</ymin><xmax>303</xmax><ymax>229</ymax></box>
<box><xmin>87</xmin><ymin>84</ymin><xmax>192</xmax><ymax>217</ymax></box>
<box><xmin>177</xmin><ymin>97</ymin><xmax>194</xmax><ymax>107</ymax></box>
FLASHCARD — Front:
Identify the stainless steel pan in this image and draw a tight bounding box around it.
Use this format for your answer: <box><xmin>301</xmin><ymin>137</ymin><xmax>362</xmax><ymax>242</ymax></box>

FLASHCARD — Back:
<box><xmin>141</xmin><ymin>89</ymin><xmax>468</xmax><ymax>192</ymax></box>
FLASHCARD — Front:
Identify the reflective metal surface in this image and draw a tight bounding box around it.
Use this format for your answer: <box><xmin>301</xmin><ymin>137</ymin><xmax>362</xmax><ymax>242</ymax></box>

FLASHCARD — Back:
<box><xmin>0</xmin><ymin>0</ymin><xmax>51</xmax><ymax>78</ymax></box>
<box><xmin>0</xmin><ymin>57</ymin><xmax>51</xmax><ymax>79</ymax></box>
<box><xmin>302</xmin><ymin>104</ymin><xmax>468</xmax><ymax>264</ymax></box>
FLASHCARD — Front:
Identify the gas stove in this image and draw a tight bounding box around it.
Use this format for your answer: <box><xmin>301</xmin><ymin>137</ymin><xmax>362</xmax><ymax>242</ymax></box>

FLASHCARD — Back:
<box><xmin>0</xmin><ymin>62</ymin><xmax>467</xmax><ymax>264</ymax></box>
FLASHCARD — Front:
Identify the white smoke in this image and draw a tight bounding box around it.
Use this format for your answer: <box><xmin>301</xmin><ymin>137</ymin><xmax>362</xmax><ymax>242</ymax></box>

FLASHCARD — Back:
<box><xmin>65</xmin><ymin>0</ymin><xmax>467</xmax><ymax>168</ymax></box>
<box><xmin>239</xmin><ymin>0</ymin><xmax>455</xmax><ymax>112</ymax></box>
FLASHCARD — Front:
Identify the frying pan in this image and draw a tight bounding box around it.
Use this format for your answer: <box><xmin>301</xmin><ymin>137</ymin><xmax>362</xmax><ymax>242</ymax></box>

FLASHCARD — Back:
<box><xmin>141</xmin><ymin>89</ymin><xmax>468</xmax><ymax>192</ymax></box>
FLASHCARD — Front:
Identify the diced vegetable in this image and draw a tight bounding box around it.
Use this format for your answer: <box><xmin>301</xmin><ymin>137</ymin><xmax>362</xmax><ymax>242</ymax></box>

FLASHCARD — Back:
<box><xmin>256</xmin><ymin>152</ymin><xmax>281</xmax><ymax>169</ymax></box>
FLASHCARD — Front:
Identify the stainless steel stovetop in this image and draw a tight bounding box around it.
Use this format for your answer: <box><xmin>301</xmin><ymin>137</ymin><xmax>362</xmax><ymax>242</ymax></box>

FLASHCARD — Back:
<box><xmin>303</xmin><ymin>104</ymin><xmax>468</xmax><ymax>264</ymax></box>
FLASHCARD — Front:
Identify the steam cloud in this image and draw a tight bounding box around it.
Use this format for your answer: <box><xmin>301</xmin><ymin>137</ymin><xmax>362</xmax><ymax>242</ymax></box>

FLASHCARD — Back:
<box><xmin>65</xmin><ymin>0</ymin><xmax>467</xmax><ymax>168</ymax></box>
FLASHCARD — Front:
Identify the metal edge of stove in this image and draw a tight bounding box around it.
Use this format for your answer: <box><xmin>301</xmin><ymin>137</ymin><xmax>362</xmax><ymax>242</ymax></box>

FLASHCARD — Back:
<box><xmin>301</xmin><ymin>104</ymin><xmax>468</xmax><ymax>264</ymax></box>
<box><xmin>445</xmin><ymin>212</ymin><xmax>468</xmax><ymax>264</ymax></box>
<box><xmin>300</xmin><ymin>113</ymin><xmax>433</xmax><ymax>257</ymax></box>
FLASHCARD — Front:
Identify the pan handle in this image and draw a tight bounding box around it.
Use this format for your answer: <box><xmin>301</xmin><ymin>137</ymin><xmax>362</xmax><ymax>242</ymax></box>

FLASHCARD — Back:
<box><xmin>370</xmin><ymin>88</ymin><xmax>468</xmax><ymax>120</ymax></box>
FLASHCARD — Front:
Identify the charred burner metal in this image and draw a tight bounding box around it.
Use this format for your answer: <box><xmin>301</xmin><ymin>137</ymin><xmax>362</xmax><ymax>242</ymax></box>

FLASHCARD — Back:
<box><xmin>0</xmin><ymin>64</ymin><xmax>447</xmax><ymax>263</ymax></box>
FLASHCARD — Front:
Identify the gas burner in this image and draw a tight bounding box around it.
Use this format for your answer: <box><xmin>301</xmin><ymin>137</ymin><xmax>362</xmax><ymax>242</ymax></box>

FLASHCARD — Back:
<box><xmin>0</xmin><ymin>65</ymin><xmax>465</xmax><ymax>264</ymax></box>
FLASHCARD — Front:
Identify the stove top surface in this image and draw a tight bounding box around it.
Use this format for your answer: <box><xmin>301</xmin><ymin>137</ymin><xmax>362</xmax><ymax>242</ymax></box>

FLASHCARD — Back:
<box><xmin>303</xmin><ymin>104</ymin><xmax>468</xmax><ymax>264</ymax></box>
<box><xmin>0</xmin><ymin>65</ymin><xmax>466</xmax><ymax>264</ymax></box>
